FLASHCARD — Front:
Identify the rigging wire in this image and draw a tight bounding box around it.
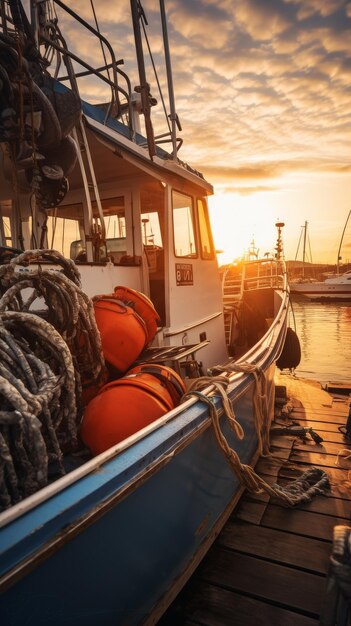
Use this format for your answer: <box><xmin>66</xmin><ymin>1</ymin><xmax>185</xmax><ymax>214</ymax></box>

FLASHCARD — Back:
<box><xmin>50</xmin><ymin>207</ymin><xmax>58</xmax><ymax>250</ymax></box>
<box><xmin>89</xmin><ymin>0</ymin><xmax>113</xmax><ymax>102</ymax></box>
<box><xmin>140</xmin><ymin>9</ymin><xmax>171</xmax><ymax>134</ymax></box>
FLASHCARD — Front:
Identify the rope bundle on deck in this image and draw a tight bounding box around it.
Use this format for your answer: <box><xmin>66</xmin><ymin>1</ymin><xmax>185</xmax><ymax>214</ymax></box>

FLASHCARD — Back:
<box><xmin>0</xmin><ymin>250</ymin><xmax>105</xmax><ymax>510</ymax></box>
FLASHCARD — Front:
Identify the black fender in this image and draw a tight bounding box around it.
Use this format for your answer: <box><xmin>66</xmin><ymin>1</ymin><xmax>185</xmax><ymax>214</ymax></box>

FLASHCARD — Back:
<box><xmin>277</xmin><ymin>327</ymin><xmax>301</xmax><ymax>370</ymax></box>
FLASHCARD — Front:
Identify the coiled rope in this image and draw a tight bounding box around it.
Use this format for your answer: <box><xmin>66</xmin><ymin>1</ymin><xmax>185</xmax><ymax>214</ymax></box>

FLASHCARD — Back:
<box><xmin>0</xmin><ymin>249</ymin><xmax>105</xmax><ymax>399</ymax></box>
<box><xmin>0</xmin><ymin>249</ymin><xmax>105</xmax><ymax>510</ymax></box>
<box><xmin>183</xmin><ymin>366</ymin><xmax>330</xmax><ymax>506</ymax></box>
<box><xmin>0</xmin><ymin>311</ymin><xmax>77</xmax><ymax>509</ymax></box>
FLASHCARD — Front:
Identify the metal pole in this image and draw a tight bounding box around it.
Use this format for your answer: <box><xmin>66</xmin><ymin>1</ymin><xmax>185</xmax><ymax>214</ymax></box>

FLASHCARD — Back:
<box><xmin>159</xmin><ymin>0</ymin><xmax>178</xmax><ymax>159</ymax></box>
<box><xmin>302</xmin><ymin>221</ymin><xmax>307</xmax><ymax>278</ymax></box>
<box><xmin>130</xmin><ymin>0</ymin><xmax>156</xmax><ymax>158</ymax></box>
<box><xmin>337</xmin><ymin>209</ymin><xmax>351</xmax><ymax>275</ymax></box>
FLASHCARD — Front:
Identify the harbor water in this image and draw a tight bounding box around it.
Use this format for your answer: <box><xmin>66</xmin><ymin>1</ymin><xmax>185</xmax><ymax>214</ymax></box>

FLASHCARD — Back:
<box><xmin>290</xmin><ymin>298</ymin><xmax>351</xmax><ymax>385</ymax></box>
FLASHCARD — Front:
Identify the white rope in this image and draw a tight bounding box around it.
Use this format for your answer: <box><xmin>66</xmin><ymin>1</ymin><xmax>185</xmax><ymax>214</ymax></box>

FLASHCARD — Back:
<box><xmin>183</xmin><ymin>367</ymin><xmax>330</xmax><ymax>506</ymax></box>
<box><xmin>210</xmin><ymin>362</ymin><xmax>271</xmax><ymax>456</ymax></box>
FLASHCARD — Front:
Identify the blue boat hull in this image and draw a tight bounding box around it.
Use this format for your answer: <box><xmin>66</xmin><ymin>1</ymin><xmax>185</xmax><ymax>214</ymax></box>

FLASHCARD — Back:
<box><xmin>0</xmin><ymin>363</ymin><xmax>277</xmax><ymax>626</ymax></box>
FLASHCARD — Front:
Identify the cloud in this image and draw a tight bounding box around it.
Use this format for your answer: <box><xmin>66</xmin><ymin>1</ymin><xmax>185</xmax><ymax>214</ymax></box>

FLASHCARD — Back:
<box><xmin>285</xmin><ymin>0</ymin><xmax>346</xmax><ymax>20</ymax></box>
<box><xmin>216</xmin><ymin>185</ymin><xmax>280</xmax><ymax>195</ymax></box>
<box><xmin>231</xmin><ymin>0</ymin><xmax>293</xmax><ymax>41</ymax></box>
<box><xmin>39</xmin><ymin>0</ymin><xmax>351</xmax><ymax>192</ymax></box>
<box><xmin>200</xmin><ymin>159</ymin><xmax>351</xmax><ymax>184</ymax></box>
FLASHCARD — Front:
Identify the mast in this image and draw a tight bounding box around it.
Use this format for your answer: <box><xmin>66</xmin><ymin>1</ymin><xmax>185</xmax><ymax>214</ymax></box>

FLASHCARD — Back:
<box><xmin>337</xmin><ymin>209</ymin><xmax>351</xmax><ymax>275</ymax></box>
<box><xmin>159</xmin><ymin>0</ymin><xmax>180</xmax><ymax>159</ymax></box>
<box><xmin>302</xmin><ymin>220</ymin><xmax>307</xmax><ymax>279</ymax></box>
<box><xmin>295</xmin><ymin>221</ymin><xmax>307</xmax><ymax>277</ymax></box>
<box><xmin>130</xmin><ymin>0</ymin><xmax>156</xmax><ymax>158</ymax></box>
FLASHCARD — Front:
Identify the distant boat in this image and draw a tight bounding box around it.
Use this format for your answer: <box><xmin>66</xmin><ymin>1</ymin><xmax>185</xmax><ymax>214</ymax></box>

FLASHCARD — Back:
<box><xmin>290</xmin><ymin>270</ymin><xmax>351</xmax><ymax>300</ymax></box>
<box><xmin>290</xmin><ymin>211</ymin><xmax>351</xmax><ymax>301</ymax></box>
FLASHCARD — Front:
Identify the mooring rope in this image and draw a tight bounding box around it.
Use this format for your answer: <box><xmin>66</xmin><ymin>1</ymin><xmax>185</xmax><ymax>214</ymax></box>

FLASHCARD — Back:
<box><xmin>183</xmin><ymin>371</ymin><xmax>330</xmax><ymax>506</ymax></box>
<box><xmin>210</xmin><ymin>362</ymin><xmax>271</xmax><ymax>456</ymax></box>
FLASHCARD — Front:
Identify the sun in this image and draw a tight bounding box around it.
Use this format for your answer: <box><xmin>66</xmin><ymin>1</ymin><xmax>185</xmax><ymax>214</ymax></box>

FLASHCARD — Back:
<box><xmin>208</xmin><ymin>192</ymin><xmax>281</xmax><ymax>266</ymax></box>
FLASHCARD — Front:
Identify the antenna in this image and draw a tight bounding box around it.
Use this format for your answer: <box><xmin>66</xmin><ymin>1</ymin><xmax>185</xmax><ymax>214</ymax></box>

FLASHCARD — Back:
<box><xmin>275</xmin><ymin>221</ymin><xmax>285</xmax><ymax>260</ymax></box>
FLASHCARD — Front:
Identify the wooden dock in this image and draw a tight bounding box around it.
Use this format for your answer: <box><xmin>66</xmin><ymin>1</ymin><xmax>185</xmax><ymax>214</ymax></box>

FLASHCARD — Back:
<box><xmin>160</xmin><ymin>374</ymin><xmax>351</xmax><ymax>625</ymax></box>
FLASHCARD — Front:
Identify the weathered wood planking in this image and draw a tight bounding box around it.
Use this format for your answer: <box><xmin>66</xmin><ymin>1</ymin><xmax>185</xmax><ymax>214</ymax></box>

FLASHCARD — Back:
<box><xmin>196</xmin><ymin>548</ymin><xmax>324</xmax><ymax>616</ymax></box>
<box><xmin>283</xmin><ymin>419</ymin><xmax>347</xmax><ymax>433</ymax></box>
<box><xmin>289</xmin><ymin>448</ymin><xmax>351</xmax><ymax>469</ymax></box>
<box><xmin>243</xmin><ymin>488</ymin><xmax>351</xmax><ymax>518</ymax></box>
<box><xmin>290</xmin><ymin>410</ymin><xmax>347</xmax><ymax>424</ymax></box>
<box><xmin>272</xmin><ymin>432</ymin><xmax>350</xmax><ymax>447</ymax></box>
<box><xmin>161</xmin><ymin>582</ymin><xmax>319</xmax><ymax>626</ymax></box>
<box><xmin>237</xmin><ymin>500</ymin><xmax>345</xmax><ymax>541</ymax></box>
<box><xmin>325</xmin><ymin>382</ymin><xmax>351</xmax><ymax>394</ymax></box>
<box><xmin>217</xmin><ymin>519</ymin><xmax>330</xmax><ymax>573</ymax></box>
<box><xmin>256</xmin><ymin>457</ymin><xmax>351</xmax><ymax>483</ymax></box>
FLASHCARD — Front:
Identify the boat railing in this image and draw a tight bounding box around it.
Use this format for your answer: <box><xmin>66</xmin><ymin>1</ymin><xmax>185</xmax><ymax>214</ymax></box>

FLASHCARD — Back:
<box><xmin>222</xmin><ymin>258</ymin><xmax>286</xmax><ymax>300</ymax></box>
<box><xmin>222</xmin><ymin>258</ymin><xmax>288</xmax><ymax>350</ymax></box>
<box><xmin>30</xmin><ymin>0</ymin><xmax>134</xmax><ymax>132</ymax></box>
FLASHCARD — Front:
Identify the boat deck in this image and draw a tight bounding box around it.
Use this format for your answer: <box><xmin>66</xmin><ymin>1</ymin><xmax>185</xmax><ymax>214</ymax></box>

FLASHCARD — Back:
<box><xmin>160</xmin><ymin>374</ymin><xmax>351</xmax><ymax>625</ymax></box>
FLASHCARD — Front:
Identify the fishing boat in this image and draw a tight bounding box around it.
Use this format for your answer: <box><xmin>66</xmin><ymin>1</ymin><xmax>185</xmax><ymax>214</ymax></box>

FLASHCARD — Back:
<box><xmin>290</xmin><ymin>213</ymin><xmax>351</xmax><ymax>301</ymax></box>
<box><xmin>0</xmin><ymin>2</ymin><xmax>292</xmax><ymax>624</ymax></box>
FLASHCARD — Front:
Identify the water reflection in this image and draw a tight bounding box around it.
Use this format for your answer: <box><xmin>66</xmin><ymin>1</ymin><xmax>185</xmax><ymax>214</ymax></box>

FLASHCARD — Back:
<box><xmin>290</xmin><ymin>299</ymin><xmax>351</xmax><ymax>384</ymax></box>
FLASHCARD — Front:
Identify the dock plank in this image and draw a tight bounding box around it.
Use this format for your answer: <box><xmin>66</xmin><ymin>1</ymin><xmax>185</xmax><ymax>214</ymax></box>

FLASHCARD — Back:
<box><xmin>281</xmin><ymin>419</ymin><xmax>347</xmax><ymax>433</ymax></box>
<box><xmin>217</xmin><ymin>519</ymin><xmax>330</xmax><ymax>573</ymax></box>
<box><xmin>235</xmin><ymin>499</ymin><xmax>268</xmax><ymax>525</ymax></box>
<box><xmin>243</xmin><ymin>487</ymin><xmax>351</xmax><ymax>518</ymax></box>
<box><xmin>292</xmin><ymin>402</ymin><xmax>348</xmax><ymax>413</ymax></box>
<box><xmin>162</xmin><ymin>583</ymin><xmax>318</xmax><ymax>626</ymax></box>
<box><xmin>272</xmin><ymin>431</ymin><xmax>350</xmax><ymax>446</ymax></box>
<box><xmin>197</xmin><ymin>548</ymin><xmax>324</xmax><ymax>616</ymax></box>
<box><xmin>256</xmin><ymin>457</ymin><xmax>351</xmax><ymax>484</ymax></box>
<box><xmin>289</xmin><ymin>449</ymin><xmax>351</xmax><ymax>469</ymax></box>
<box><xmin>235</xmin><ymin>499</ymin><xmax>348</xmax><ymax>540</ymax></box>
<box><xmin>290</xmin><ymin>410</ymin><xmax>347</xmax><ymax>425</ymax></box>
<box><xmin>260</xmin><ymin>503</ymin><xmax>345</xmax><ymax>541</ymax></box>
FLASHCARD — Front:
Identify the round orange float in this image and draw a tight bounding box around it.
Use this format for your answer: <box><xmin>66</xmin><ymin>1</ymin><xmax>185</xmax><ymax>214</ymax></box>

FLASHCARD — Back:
<box><xmin>127</xmin><ymin>363</ymin><xmax>185</xmax><ymax>406</ymax></box>
<box><xmin>80</xmin><ymin>369</ymin><xmax>178</xmax><ymax>455</ymax></box>
<box><xmin>113</xmin><ymin>286</ymin><xmax>160</xmax><ymax>344</ymax></box>
<box><xmin>93</xmin><ymin>296</ymin><xmax>148</xmax><ymax>372</ymax></box>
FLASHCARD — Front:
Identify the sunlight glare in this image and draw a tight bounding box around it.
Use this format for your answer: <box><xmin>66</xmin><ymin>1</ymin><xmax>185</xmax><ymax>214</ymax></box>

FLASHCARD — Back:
<box><xmin>209</xmin><ymin>192</ymin><xmax>281</xmax><ymax>265</ymax></box>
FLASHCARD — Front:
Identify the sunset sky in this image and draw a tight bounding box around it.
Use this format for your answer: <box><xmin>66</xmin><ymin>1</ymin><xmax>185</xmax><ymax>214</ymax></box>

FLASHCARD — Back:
<box><xmin>56</xmin><ymin>0</ymin><xmax>351</xmax><ymax>265</ymax></box>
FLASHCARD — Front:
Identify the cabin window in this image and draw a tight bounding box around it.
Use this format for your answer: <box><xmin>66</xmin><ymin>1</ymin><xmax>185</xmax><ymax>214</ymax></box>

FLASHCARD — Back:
<box><xmin>141</xmin><ymin>212</ymin><xmax>163</xmax><ymax>248</ymax></box>
<box><xmin>141</xmin><ymin>211</ymin><xmax>163</xmax><ymax>273</ymax></box>
<box><xmin>1</xmin><ymin>216</ymin><xmax>12</xmax><ymax>247</ymax></box>
<box><xmin>47</xmin><ymin>215</ymin><xmax>81</xmax><ymax>258</ymax></box>
<box><xmin>54</xmin><ymin>196</ymin><xmax>131</xmax><ymax>264</ymax></box>
<box><xmin>197</xmin><ymin>198</ymin><xmax>214</xmax><ymax>260</ymax></box>
<box><xmin>172</xmin><ymin>191</ymin><xmax>197</xmax><ymax>258</ymax></box>
<box><xmin>103</xmin><ymin>198</ymin><xmax>126</xmax><ymax>240</ymax></box>
<box><xmin>99</xmin><ymin>197</ymin><xmax>128</xmax><ymax>263</ymax></box>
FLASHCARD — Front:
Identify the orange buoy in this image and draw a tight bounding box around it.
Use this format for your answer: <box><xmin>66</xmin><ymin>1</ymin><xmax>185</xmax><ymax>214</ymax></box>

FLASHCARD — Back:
<box><xmin>80</xmin><ymin>371</ymin><xmax>176</xmax><ymax>455</ymax></box>
<box><xmin>113</xmin><ymin>286</ymin><xmax>160</xmax><ymax>344</ymax></box>
<box><xmin>127</xmin><ymin>363</ymin><xmax>185</xmax><ymax>406</ymax></box>
<box><xmin>93</xmin><ymin>296</ymin><xmax>148</xmax><ymax>372</ymax></box>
